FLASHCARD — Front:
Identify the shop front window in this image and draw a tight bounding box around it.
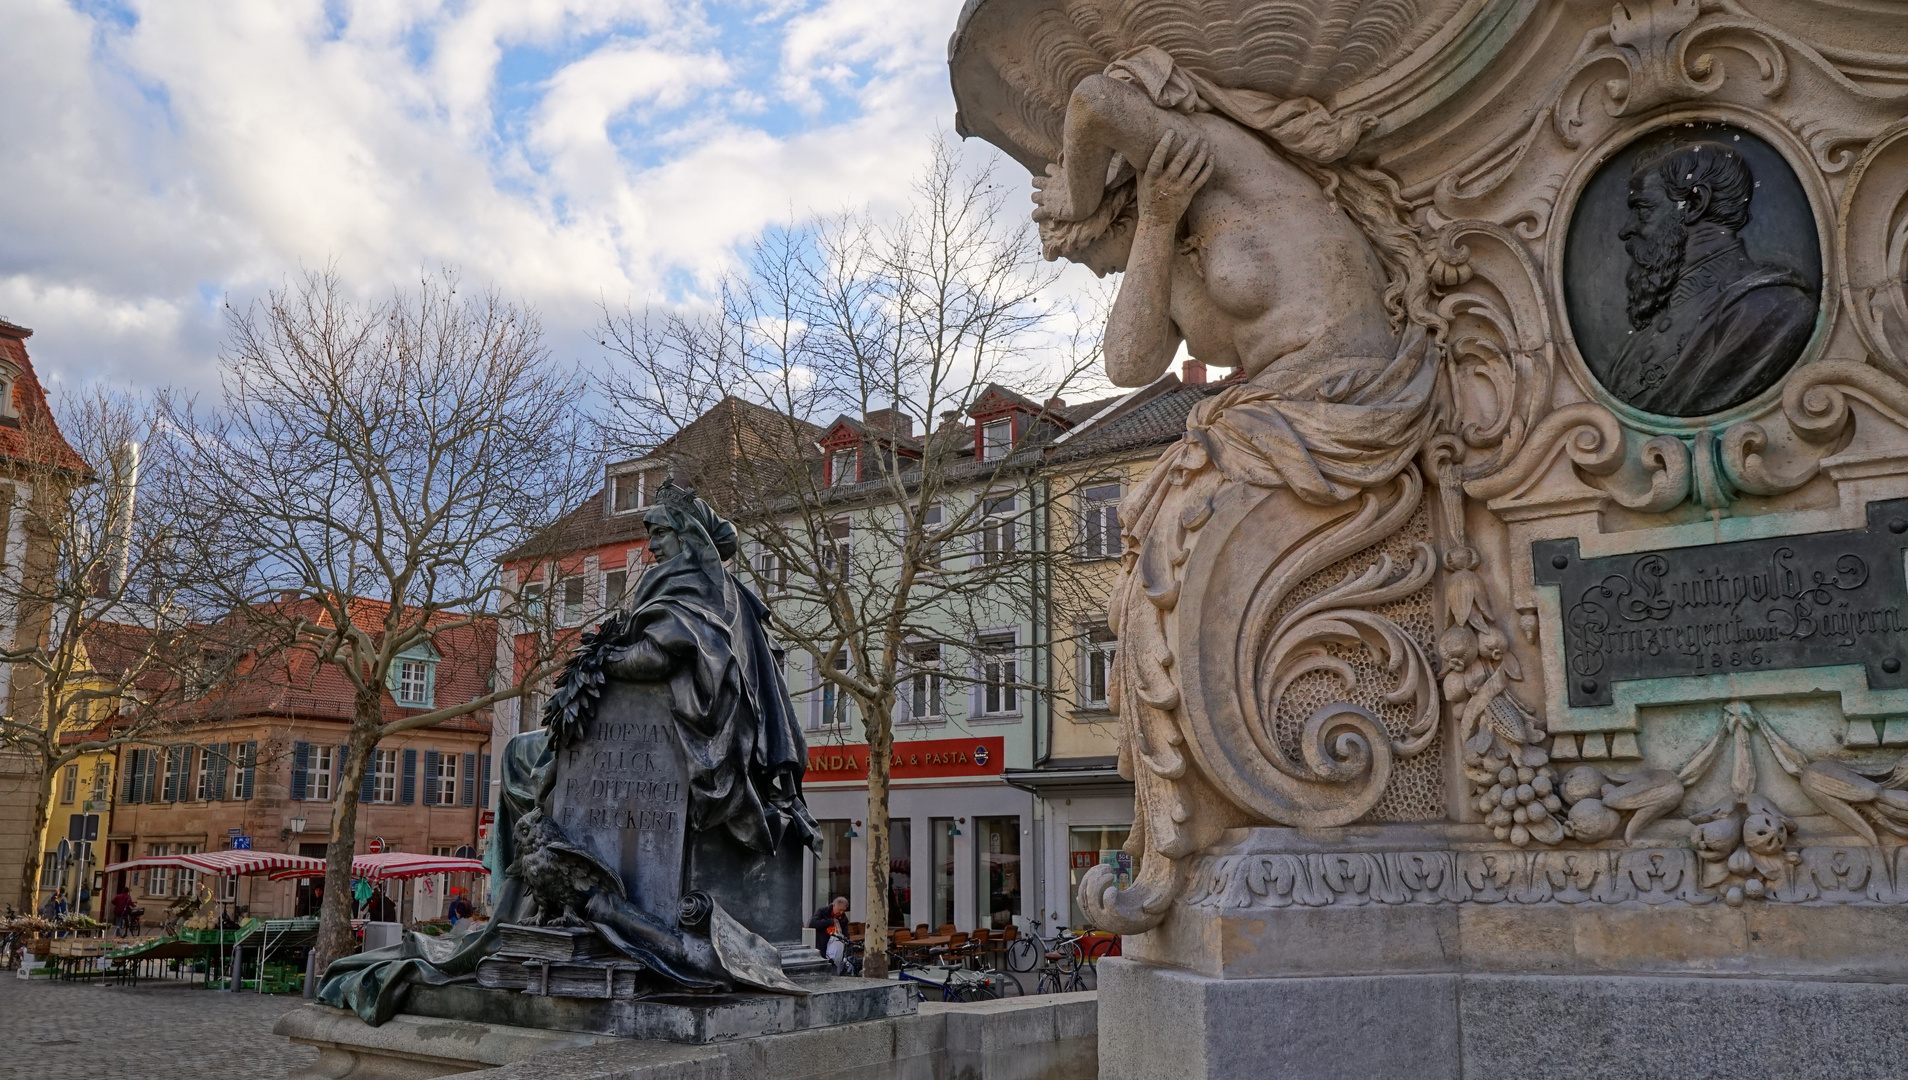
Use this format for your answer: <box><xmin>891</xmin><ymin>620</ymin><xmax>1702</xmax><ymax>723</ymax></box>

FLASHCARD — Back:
<box><xmin>975</xmin><ymin>816</ymin><xmax>1020</xmax><ymax>930</ymax></box>
<box><xmin>931</xmin><ymin>818</ymin><xmax>956</xmax><ymax>930</ymax></box>
<box><xmin>888</xmin><ymin>819</ymin><xmax>912</xmax><ymax>928</ymax></box>
<box><xmin>1068</xmin><ymin>825</ymin><xmax>1137</xmax><ymax>930</ymax></box>
<box><xmin>812</xmin><ymin>819</ymin><xmax>853</xmax><ymax>914</ymax></box>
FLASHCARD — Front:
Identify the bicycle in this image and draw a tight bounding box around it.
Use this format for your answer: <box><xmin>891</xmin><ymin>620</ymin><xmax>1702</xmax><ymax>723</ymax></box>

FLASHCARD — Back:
<box><xmin>891</xmin><ymin>950</ymin><xmax>1003</xmax><ymax>1003</ymax></box>
<box><xmin>1004</xmin><ymin>916</ymin><xmax>1083</xmax><ymax>974</ymax></box>
<box><xmin>1033</xmin><ymin>946</ymin><xmax>1089</xmax><ymax>995</ymax></box>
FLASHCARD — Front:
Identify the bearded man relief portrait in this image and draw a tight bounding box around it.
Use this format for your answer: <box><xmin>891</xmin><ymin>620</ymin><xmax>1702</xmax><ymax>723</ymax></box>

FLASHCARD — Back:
<box><xmin>1564</xmin><ymin>122</ymin><xmax>1823</xmax><ymax>418</ymax></box>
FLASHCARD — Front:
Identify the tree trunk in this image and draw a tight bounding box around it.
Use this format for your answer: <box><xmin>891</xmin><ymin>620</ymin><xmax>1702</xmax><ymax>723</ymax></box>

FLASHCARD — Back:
<box><xmin>311</xmin><ymin>693</ymin><xmax>381</xmax><ymax>981</ymax></box>
<box><xmin>862</xmin><ymin>699</ymin><xmax>895</xmax><ymax>979</ymax></box>
<box><xmin>14</xmin><ymin>758</ymin><xmax>53</xmax><ymax>914</ymax></box>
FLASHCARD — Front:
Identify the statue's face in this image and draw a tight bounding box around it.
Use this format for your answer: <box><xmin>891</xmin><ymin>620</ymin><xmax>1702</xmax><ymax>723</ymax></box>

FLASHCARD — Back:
<box><xmin>1074</xmin><ymin>215</ymin><xmax>1137</xmax><ymax>278</ymax></box>
<box><xmin>649</xmin><ymin>525</ymin><xmax>683</xmax><ymax>561</ymax></box>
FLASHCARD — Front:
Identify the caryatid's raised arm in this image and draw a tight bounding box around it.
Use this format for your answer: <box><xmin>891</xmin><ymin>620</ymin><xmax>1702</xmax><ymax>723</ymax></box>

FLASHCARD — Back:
<box><xmin>1034</xmin><ymin>75</ymin><xmax>1211</xmax><ymax>387</ymax></box>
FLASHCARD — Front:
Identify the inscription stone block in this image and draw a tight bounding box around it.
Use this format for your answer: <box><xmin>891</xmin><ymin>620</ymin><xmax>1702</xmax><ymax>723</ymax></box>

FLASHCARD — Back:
<box><xmin>547</xmin><ymin>681</ymin><xmax>688</xmax><ymax>926</ymax></box>
<box><xmin>1534</xmin><ymin>498</ymin><xmax>1908</xmax><ymax>707</ymax></box>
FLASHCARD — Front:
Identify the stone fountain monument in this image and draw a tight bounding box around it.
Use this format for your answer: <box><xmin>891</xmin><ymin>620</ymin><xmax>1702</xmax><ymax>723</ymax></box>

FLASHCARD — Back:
<box><xmin>951</xmin><ymin>2</ymin><xmax>1908</xmax><ymax>1077</ymax></box>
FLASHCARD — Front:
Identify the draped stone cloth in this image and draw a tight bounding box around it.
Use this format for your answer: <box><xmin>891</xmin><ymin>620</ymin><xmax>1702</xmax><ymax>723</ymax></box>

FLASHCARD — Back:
<box><xmin>315</xmin><ymin>730</ymin><xmax>552</xmax><ymax>1025</ymax></box>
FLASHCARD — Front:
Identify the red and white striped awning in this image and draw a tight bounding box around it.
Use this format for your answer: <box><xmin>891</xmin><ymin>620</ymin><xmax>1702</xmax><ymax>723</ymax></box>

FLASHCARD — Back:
<box><xmin>102</xmin><ymin>850</ymin><xmax>326</xmax><ymax>877</ymax></box>
<box><xmin>266</xmin><ymin>851</ymin><xmax>488</xmax><ymax>882</ymax></box>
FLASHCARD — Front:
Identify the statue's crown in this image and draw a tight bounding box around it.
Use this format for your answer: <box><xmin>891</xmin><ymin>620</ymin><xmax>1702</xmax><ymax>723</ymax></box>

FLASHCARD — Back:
<box><xmin>654</xmin><ymin>478</ymin><xmax>698</xmax><ymax>515</ymax></box>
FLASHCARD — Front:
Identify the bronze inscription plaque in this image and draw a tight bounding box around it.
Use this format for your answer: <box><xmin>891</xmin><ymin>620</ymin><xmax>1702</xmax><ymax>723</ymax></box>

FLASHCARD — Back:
<box><xmin>1533</xmin><ymin>499</ymin><xmax>1908</xmax><ymax>707</ymax></box>
<box><xmin>547</xmin><ymin>681</ymin><xmax>688</xmax><ymax>925</ymax></box>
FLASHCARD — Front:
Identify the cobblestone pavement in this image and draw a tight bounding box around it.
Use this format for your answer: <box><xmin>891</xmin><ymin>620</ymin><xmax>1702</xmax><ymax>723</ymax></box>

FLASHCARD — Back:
<box><xmin>0</xmin><ymin>972</ymin><xmax>318</xmax><ymax>1080</ymax></box>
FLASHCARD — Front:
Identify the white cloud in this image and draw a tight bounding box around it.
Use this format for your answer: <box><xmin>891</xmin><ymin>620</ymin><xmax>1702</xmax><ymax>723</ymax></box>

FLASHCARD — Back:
<box><xmin>0</xmin><ymin>0</ymin><xmax>1036</xmax><ymax>397</ymax></box>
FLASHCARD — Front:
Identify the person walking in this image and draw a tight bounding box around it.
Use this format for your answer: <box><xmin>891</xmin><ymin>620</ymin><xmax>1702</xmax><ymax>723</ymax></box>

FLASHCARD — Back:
<box><xmin>111</xmin><ymin>886</ymin><xmax>135</xmax><ymax>936</ymax></box>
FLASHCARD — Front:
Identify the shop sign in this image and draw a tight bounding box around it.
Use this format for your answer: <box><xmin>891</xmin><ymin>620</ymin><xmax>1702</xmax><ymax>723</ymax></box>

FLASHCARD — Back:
<box><xmin>806</xmin><ymin>736</ymin><xmax>1006</xmax><ymax>782</ymax></box>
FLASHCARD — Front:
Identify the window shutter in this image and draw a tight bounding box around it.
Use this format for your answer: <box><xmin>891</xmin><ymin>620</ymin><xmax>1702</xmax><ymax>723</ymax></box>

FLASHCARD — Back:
<box><xmin>423</xmin><ymin>750</ymin><xmax>439</xmax><ymax>804</ymax></box>
<box><xmin>239</xmin><ymin>742</ymin><xmax>257</xmax><ymax>800</ymax></box>
<box><xmin>142</xmin><ymin>750</ymin><xmax>157</xmax><ymax>804</ymax></box>
<box><xmin>461</xmin><ymin>753</ymin><xmax>477</xmax><ymax>806</ymax></box>
<box><xmin>401</xmin><ymin>748</ymin><xmax>417</xmax><ymax>805</ymax></box>
<box><xmin>122</xmin><ymin>750</ymin><xmax>139</xmax><ymax>803</ymax></box>
<box><xmin>177</xmin><ymin>744</ymin><xmax>195</xmax><ymax>802</ymax></box>
<box><xmin>480</xmin><ymin>753</ymin><xmax>492</xmax><ymax>810</ymax></box>
<box><xmin>291</xmin><ymin>742</ymin><xmax>310</xmax><ymax>802</ymax></box>
<box><xmin>335</xmin><ymin>744</ymin><xmax>346</xmax><ymax>799</ymax></box>
<box><xmin>360</xmin><ymin>750</ymin><xmax>377</xmax><ymax>803</ymax></box>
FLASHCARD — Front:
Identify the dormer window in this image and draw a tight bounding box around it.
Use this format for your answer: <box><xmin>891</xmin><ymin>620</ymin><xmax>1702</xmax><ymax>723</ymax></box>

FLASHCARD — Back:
<box><xmin>387</xmin><ymin>642</ymin><xmax>441</xmax><ymax>708</ymax></box>
<box><xmin>828</xmin><ymin>448</ymin><xmax>858</xmax><ymax>487</ymax></box>
<box><xmin>980</xmin><ymin>419</ymin><xmax>1013</xmax><ymax>461</ymax></box>
<box><xmin>0</xmin><ymin>363</ymin><xmax>20</xmax><ymax>423</ymax></box>
<box><xmin>609</xmin><ymin>470</ymin><xmax>650</xmax><ymax>515</ymax></box>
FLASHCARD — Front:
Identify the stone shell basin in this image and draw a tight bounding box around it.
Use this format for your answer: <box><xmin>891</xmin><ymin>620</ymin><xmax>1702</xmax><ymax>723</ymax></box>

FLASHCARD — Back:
<box><xmin>948</xmin><ymin>0</ymin><xmax>1495</xmax><ymax>173</ymax></box>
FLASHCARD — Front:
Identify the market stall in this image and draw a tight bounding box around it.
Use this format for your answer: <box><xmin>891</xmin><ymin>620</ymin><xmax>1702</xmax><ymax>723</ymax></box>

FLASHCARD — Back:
<box><xmin>269</xmin><ymin>851</ymin><xmax>489</xmax><ymax>927</ymax></box>
<box><xmin>100</xmin><ymin>850</ymin><xmax>325</xmax><ymax>988</ymax></box>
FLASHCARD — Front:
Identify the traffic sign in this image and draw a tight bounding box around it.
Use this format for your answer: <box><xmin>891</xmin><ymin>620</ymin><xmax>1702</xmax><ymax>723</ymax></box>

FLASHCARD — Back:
<box><xmin>368</xmin><ymin>836</ymin><xmax>385</xmax><ymax>854</ymax></box>
<box><xmin>55</xmin><ymin>838</ymin><xmax>70</xmax><ymax>866</ymax></box>
<box><xmin>231</xmin><ymin>836</ymin><xmax>253</xmax><ymax>850</ymax></box>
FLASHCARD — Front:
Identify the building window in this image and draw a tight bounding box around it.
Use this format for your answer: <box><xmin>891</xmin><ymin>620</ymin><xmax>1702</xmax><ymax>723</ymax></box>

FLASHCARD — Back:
<box><xmin>434</xmin><ymin>752</ymin><xmax>459</xmax><ymax>806</ymax></box>
<box><xmin>980</xmin><ymin>418</ymin><xmax>1013</xmax><ymax>461</ymax></box>
<box><xmin>311</xmin><ymin>746</ymin><xmax>334</xmax><ymax>802</ymax></box>
<box><xmin>558</xmin><ymin>575</ymin><xmax>587</xmax><ymax>626</ymax></box>
<box><xmin>374</xmin><ymin>748</ymin><xmax>399</xmax><ymax>803</ymax></box>
<box><xmin>906</xmin><ymin>645</ymin><xmax>943</xmax><ymax>721</ymax></box>
<box><xmin>1068</xmin><ymin>825</ymin><xmax>1137</xmax><ymax>929</ymax></box>
<box><xmin>177</xmin><ymin>843</ymin><xmax>202</xmax><ymax>899</ymax></box>
<box><xmin>979</xmin><ymin>634</ymin><xmax>1019</xmax><ymax>716</ymax></box>
<box><xmin>811</xmin><ymin>820</ymin><xmax>853</xmax><ymax>918</ymax></box>
<box><xmin>888</xmin><ymin>818</ymin><xmax>912</xmax><ymax>928</ymax></box>
<box><xmin>1080</xmin><ymin>482</ymin><xmax>1121</xmax><ymax>560</ymax></box>
<box><xmin>146</xmin><ymin>843</ymin><xmax>172</xmax><ymax>897</ymax></box>
<box><xmin>932</xmin><ymin>818</ymin><xmax>956</xmax><ymax>929</ymax></box>
<box><xmin>1082</xmin><ymin>625</ymin><xmax>1117</xmax><ymax>710</ymax></box>
<box><xmin>980</xmin><ymin>495</ymin><xmax>1016</xmax><ymax>563</ymax></box>
<box><xmin>975</xmin><ymin>816</ymin><xmax>1021</xmax><ymax>930</ymax></box>
<box><xmin>828</xmin><ymin>447</ymin><xmax>858</xmax><ymax>487</ymax></box>
<box><xmin>817</xmin><ymin>652</ymin><xmax>850</xmax><ymax>729</ymax></box>
<box><xmin>752</xmin><ymin>548</ymin><xmax>786</xmax><ymax>596</ymax></box>
<box><xmin>520</xmin><ymin>579</ymin><xmax>546</xmax><ymax>623</ymax></box>
<box><xmin>398</xmin><ymin>660</ymin><xmax>436</xmax><ymax>709</ymax></box>
<box><xmin>196</xmin><ymin>747</ymin><xmax>216</xmax><ymax>800</ymax></box>
<box><xmin>821</xmin><ymin>519</ymin><xmax>851</xmax><ymax>576</ymax></box>
<box><xmin>610</xmin><ymin>470</ymin><xmax>648</xmax><ymax>514</ymax></box>
<box><xmin>520</xmin><ymin>691</ymin><xmax>545</xmax><ymax>735</ymax></box>
<box><xmin>605</xmin><ymin>568</ymin><xmax>629</xmax><ymax>609</ymax></box>
<box><xmin>59</xmin><ymin>765</ymin><xmax>77</xmax><ymax>805</ymax></box>
<box><xmin>917</xmin><ymin>504</ymin><xmax>943</xmax><ymax>570</ymax></box>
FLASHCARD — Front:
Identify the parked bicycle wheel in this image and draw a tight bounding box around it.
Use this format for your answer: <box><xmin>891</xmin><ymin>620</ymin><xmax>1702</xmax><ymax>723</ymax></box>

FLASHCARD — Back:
<box><xmin>991</xmin><ymin>969</ymin><xmax>1026</xmax><ymax>997</ymax></box>
<box><xmin>1036</xmin><ymin>969</ymin><xmax>1063</xmax><ymax>995</ymax></box>
<box><xmin>952</xmin><ymin>979</ymin><xmax>998</xmax><ymax>1002</ymax></box>
<box><xmin>1005</xmin><ymin>935</ymin><xmax>1039</xmax><ymax>972</ymax></box>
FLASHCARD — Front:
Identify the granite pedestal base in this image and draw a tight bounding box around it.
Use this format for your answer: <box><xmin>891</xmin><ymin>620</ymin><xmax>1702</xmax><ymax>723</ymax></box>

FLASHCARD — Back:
<box><xmin>1099</xmin><ymin>958</ymin><xmax>1908</xmax><ymax>1080</ymax></box>
<box><xmin>277</xmin><ymin>991</ymin><xmax>1097</xmax><ymax>1080</ymax></box>
<box><xmin>399</xmin><ymin>974</ymin><xmax>912</xmax><ymax>1043</ymax></box>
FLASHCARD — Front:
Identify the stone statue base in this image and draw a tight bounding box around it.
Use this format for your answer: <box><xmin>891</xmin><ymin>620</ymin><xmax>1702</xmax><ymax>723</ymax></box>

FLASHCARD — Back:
<box><xmin>1099</xmin><ymin>959</ymin><xmax>1908</xmax><ymax>1080</ymax></box>
<box><xmin>401</xmin><ymin>976</ymin><xmax>912</xmax><ymax>1044</ymax></box>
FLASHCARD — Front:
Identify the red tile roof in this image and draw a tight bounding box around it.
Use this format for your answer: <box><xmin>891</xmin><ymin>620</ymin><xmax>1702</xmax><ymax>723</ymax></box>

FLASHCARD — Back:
<box><xmin>0</xmin><ymin>321</ymin><xmax>89</xmax><ymax>475</ymax></box>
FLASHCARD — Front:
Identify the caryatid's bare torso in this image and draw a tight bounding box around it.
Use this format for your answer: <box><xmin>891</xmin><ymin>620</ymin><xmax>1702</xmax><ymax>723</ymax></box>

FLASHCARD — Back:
<box><xmin>1038</xmin><ymin>75</ymin><xmax>1397</xmax><ymax>386</ymax></box>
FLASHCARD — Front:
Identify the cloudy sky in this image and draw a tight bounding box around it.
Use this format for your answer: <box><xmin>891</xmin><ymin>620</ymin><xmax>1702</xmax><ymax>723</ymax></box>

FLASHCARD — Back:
<box><xmin>1</xmin><ymin>0</ymin><xmax>1039</xmax><ymax>394</ymax></box>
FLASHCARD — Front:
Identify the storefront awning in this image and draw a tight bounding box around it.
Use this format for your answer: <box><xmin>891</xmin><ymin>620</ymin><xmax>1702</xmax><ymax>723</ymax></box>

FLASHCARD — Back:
<box><xmin>1003</xmin><ymin>758</ymin><xmax>1133</xmax><ymax>797</ymax></box>
<box><xmin>101</xmin><ymin>850</ymin><xmax>325</xmax><ymax>877</ymax></box>
<box><xmin>265</xmin><ymin>851</ymin><xmax>488</xmax><ymax>882</ymax></box>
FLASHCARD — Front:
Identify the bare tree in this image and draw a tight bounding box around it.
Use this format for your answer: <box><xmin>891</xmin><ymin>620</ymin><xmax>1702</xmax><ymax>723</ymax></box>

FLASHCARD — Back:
<box><xmin>166</xmin><ymin>270</ymin><xmax>596</xmax><ymax>973</ymax></box>
<box><xmin>600</xmin><ymin>140</ymin><xmax>1107</xmax><ymax>977</ymax></box>
<box><xmin>0</xmin><ymin>389</ymin><xmax>253</xmax><ymax>913</ymax></box>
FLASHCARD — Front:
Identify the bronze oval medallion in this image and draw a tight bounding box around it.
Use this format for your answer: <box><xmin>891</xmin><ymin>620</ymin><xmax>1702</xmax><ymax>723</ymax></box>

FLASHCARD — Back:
<box><xmin>1563</xmin><ymin>121</ymin><xmax>1822</xmax><ymax>419</ymax></box>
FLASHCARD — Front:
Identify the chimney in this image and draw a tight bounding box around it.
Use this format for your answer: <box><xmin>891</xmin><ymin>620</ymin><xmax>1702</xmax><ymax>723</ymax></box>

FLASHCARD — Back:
<box><xmin>863</xmin><ymin>404</ymin><xmax>913</xmax><ymax>438</ymax></box>
<box><xmin>1182</xmin><ymin>358</ymin><xmax>1207</xmax><ymax>385</ymax></box>
<box><xmin>1045</xmin><ymin>397</ymin><xmax>1066</xmax><ymax>412</ymax></box>
<box><xmin>939</xmin><ymin>410</ymin><xmax>962</xmax><ymax>427</ymax></box>
<box><xmin>105</xmin><ymin>440</ymin><xmax>139</xmax><ymax>595</ymax></box>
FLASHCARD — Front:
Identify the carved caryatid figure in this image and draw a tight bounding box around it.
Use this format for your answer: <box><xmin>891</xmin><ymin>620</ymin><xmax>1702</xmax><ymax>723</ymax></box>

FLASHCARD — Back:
<box><xmin>1036</xmin><ymin>47</ymin><xmax>1447</xmax><ymax>933</ymax></box>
